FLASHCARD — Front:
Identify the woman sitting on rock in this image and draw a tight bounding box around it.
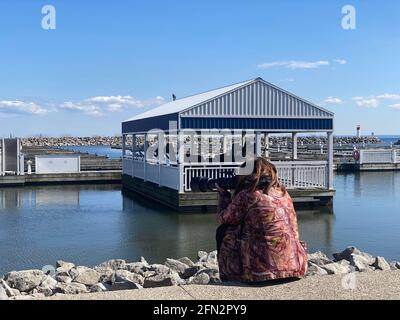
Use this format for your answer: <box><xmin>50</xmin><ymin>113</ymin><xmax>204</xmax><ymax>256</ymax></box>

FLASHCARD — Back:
<box><xmin>216</xmin><ymin>157</ymin><xmax>308</xmax><ymax>283</ymax></box>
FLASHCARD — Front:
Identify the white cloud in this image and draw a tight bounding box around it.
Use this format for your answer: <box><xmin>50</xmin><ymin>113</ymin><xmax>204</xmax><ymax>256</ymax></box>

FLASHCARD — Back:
<box><xmin>61</xmin><ymin>101</ymin><xmax>103</xmax><ymax>116</ymax></box>
<box><xmin>257</xmin><ymin>60</ymin><xmax>330</xmax><ymax>70</ymax></box>
<box><xmin>333</xmin><ymin>59</ymin><xmax>347</xmax><ymax>65</ymax></box>
<box><xmin>390</xmin><ymin>103</ymin><xmax>400</xmax><ymax>110</ymax></box>
<box><xmin>352</xmin><ymin>97</ymin><xmax>380</xmax><ymax>108</ymax></box>
<box><xmin>0</xmin><ymin>95</ymin><xmax>166</xmax><ymax>117</ymax></box>
<box><xmin>0</xmin><ymin>100</ymin><xmax>51</xmax><ymax>115</ymax></box>
<box><xmin>60</xmin><ymin>95</ymin><xmax>165</xmax><ymax>116</ymax></box>
<box><xmin>375</xmin><ymin>94</ymin><xmax>400</xmax><ymax>100</ymax></box>
<box><xmin>322</xmin><ymin>97</ymin><xmax>343</xmax><ymax>105</ymax></box>
<box><xmin>351</xmin><ymin>93</ymin><xmax>400</xmax><ymax>109</ymax></box>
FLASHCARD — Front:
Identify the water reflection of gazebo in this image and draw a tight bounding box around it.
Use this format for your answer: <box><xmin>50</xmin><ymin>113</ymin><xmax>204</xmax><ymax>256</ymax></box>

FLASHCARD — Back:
<box><xmin>121</xmin><ymin>78</ymin><xmax>335</xmax><ymax>211</ymax></box>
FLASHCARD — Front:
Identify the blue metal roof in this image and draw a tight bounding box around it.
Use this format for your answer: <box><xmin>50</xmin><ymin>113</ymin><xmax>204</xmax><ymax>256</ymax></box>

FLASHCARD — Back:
<box><xmin>122</xmin><ymin>78</ymin><xmax>334</xmax><ymax>133</ymax></box>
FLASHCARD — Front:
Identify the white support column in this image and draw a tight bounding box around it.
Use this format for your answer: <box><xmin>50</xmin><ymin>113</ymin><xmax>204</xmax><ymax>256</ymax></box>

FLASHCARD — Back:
<box><xmin>292</xmin><ymin>132</ymin><xmax>298</xmax><ymax>160</ymax></box>
<box><xmin>264</xmin><ymin>133</ymin><xmax>269</xmax><ymax>158</ymax></box>
<box><xmin>17</xmin><ymin>138</ymin><xmax>21</xmax><ymax>175</ymax></box>
<box><xmin>0</xmin><ymin>139</ymin><xmax>3</xmax><ymax>176</ymax></box>
<box><xmin>132</xmin><ymin>134</ymin><xmax>136</xmax><ymax>156</ymax></box>
<box><xmin>327</xmin><ymin>131</ymin><xmax>334</xmax><ymax>190</ymax></box>
<box><xmin>178</xmin><ymin>132</ymin><xmax>185</xmax><ymax>193</ymax></box>
<box><xmin>256</xmin><ymin>132</ymin><xmax>262</xmax><ymax>157</ymax></box>
<box><xmin>122</xmin><ymin>134</ymin><xmax>126</xmax><ymax>158</ymax></box>
<box><xmin>158</xmin><ymin>131</ymin><xmax>165</xmax><ymax>186</ymax></box>
<box><xmin>132</xmin><ymin>134</ymin><xmax>136</xmax><ymax>177</ymax></box>
<box><xmin>143</xmin><ymin>133</ymin><xmax>148</xmax><ymax>181</ymax></box>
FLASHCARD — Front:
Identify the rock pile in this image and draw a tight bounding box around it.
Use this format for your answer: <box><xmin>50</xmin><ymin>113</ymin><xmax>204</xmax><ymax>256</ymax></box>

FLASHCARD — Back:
<box><xmin>0</xmin><ymin>251</ymin><xmax>220</xmax><ymax>300</ymax></box>
<box><xmin>306</xmin><ymin>247</ymin><xmax>398</xmax><ymax>276</ymax></box>
<box><xmin>1</xmin><ymin>247</ymin><xmax>399</xmax><ymax>300</ymax></box>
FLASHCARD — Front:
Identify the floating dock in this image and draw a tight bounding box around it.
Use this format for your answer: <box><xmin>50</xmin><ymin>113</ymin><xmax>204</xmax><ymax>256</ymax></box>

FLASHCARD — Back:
<box><xmin>122</xmin><ymin>175</ymin><xmax>335</xmax><ymax>212</ymax></box>
<box><xmin>0</xmin><ymin>171</ymin><xmax>121</xmax><ymax>187</ymax></box>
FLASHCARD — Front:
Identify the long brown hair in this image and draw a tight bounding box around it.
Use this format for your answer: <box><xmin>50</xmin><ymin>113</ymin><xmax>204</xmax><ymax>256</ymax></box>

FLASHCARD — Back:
<box><xmin>234</xmin><ymin>157</ymin><xmax>286</xmax><ymax>196</ymax></box>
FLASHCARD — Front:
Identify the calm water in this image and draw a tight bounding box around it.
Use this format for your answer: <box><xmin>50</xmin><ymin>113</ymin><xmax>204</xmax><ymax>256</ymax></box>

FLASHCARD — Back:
<box><xmin>0</xmin><ymin>172</ymin><xmax>400</xmax><ymax>275</ymax></box>
<box><xmin>58</xmin><ymin>145</ymin><xmax>123</xmax><ymax>159</ymax></box>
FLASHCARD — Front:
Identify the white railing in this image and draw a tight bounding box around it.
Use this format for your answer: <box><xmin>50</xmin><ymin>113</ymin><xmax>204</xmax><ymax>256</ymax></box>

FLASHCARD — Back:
<box><xmin>360</xmin><ymin>149</ymin><xmax>399</xmax><ymax>164</ymax></box>
<box><xmin>183</xmin><ymin>161</ymin><xmax>328</xmax><ymax>191</ymax></box>
<box><xmin>123</xmin><ymin>158</ymin><xmax>180</xmax><ymax>190</ymax></box>
<box><xmin>124</xmin><ymin>158</ymin><xmax>329</xmax><ymax>192</ymax></box>
<box><xmin>275</xmin><ymin>161</ymin><xmax>327</xmax><ymax>189</ymax></box>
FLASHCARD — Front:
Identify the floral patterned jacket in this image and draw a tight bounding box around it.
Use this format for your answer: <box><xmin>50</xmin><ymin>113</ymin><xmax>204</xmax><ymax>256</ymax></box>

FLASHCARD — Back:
<box><xmin>217</xmin><ymin>188</ymin><xmax>308</xmax><ymax>282</ymax></box>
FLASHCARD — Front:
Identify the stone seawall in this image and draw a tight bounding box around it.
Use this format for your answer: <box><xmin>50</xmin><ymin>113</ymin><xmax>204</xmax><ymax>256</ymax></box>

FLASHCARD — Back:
<box><xmin>1</xmin><ymin>247</ymin><xmax>399</xmax><ymax>300</ymax></box>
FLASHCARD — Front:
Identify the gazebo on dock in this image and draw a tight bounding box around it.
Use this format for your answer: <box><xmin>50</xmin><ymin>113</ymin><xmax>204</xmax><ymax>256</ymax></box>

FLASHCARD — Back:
<box><xmin>121</xmin><ymin>77</ymin><xmax>335</xmax><ymax>211</ymax></box>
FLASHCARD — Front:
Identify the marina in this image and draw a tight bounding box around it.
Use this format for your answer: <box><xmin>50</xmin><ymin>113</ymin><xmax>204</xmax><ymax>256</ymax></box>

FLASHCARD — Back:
<box><xmin>121</xmin><ymin>78</ymin><xmax>336</xmax><ymax>210</ymax></box>
<box><xmin>1</xmin><ymin>171</ymin><xmax>400</xmax><ymax>276</ymax></box>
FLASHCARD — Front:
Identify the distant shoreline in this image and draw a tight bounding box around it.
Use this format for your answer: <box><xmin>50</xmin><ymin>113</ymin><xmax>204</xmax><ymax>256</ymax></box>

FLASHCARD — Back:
<box><xmin>20</xmin><ymin>135</ymin><xmax>394</xmax><ymax>149</ymax></box>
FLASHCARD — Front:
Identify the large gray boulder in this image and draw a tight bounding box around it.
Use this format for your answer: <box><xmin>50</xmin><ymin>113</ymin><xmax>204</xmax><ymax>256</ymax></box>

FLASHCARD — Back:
<box><xmin>208</xmin><ymin>250</ymin><xmax>218</xmax><ymax>262</ymax></box>
<box><xmin>181</xmin><ymin>266</ymin><xmax>202</xmax><ymax>279</ymax></box>
<box><xmin>143</xmin><ymin>272</ymin><xmax>181</xmax><ymax>288</ymax></box>
<box><xmin>390</xmin><ymin>261</ymin><xmax>400</xmax><ymax>270</ymax></box>
<box><xmin>196</xmin><ymin>268</ymin><xmax>221</xmax><ymax>284</ymax></box>
<box><xmin>36</xmin><ymin>275</ymin><xmax>58</xmax><ymax>296</ymax></box>
<box><xmin>90</xmin><ymin>282</ymin><xmax>111</xmax><ymax>293</ymax></box>
<box><xmin>373</xmin><ymin>257</ymin><xmax>391</xmax><ymax>271</ymax></box>
<box><xmin>320</xmin><ymin>261</ymin><xmax>351</xmax><ymax>275</ymax></box>
<box><xmin>111</xmin><ymin>270</ymin><xmax>144</xmax><ymax>286</ymax></box>
<box><xmin>93</xmin><ymin>266</ymin><xmax>114</xmax><ymax>282</ymax></box>
<box><xmin>188</xmin><ymin>272</ymin><xmax>210</xmax><ymax>285</ymax></box>
<box><xmin>306</xmin><ymin>262</ymin><xmax>328</xmax><ymax>276</ymax></box>
<box><xmin>56</xmin><ymin>260</ymin><xmax>75</xmax><ymax>271</ymax></box>
<box><xmin>165</xmin><ymin>258</ymin><xmax>189</xmax><ymax>276</ymax></box>
<box><xmin>178</xmin><ymin>257</ymin><xmax>195</xmax><ymax>267</ymax></box>
<box><xmin>349</xmin><ymin>254</ymin><xmax>374</xmax><ymax>272</ymax></box>
<box><xmin>308</xmin><ymin>251</ymin><xmax>333</xmax><ymax>266</ymax></box>
<box><xmin>55</xmin><ymin>272</ymin><xmax>73</xmax><ymax>284</ymax></box>
<box><xmin>139</xmin><ymin>257</ymin><xmax>150</xmax><ymax>266</ymax></box>
<box><xmin>0</xmin><ymin>286</ymin><xmax>8</xmax><ymax>300</ymax></box>
<box><xmin>198</xmin><ymin>251</ymin><xmax>218</xmax><ymax>265</ymax></box>
<box><xmin>70</xmin><ymin>266</ymin><xmax>101</xmax><ymax>286</ymax></box>
<box><xmin>125</xmin><ymin>262</ymin><xmax>149</xmax><ymax>275</ymax></box>
<box><xmin>148</xmin><ymin>264</ymin><xmax>171</xmax><ymax>274</ymax></box>
<box><xmin>110</xmin><ymin>281</ymin><xmax>143</xmax><ymax>291</ymax></box>
<box><xmin>164</xmin><ymin>258</ymin><xmax>200</xmax><ymax>279</ymax></box>
<box><xmin>55</xmin><ymin>282</ymin><xmax>88</xmax><ymax>295</ymax></box>
<box><xmin>197</xmin><ymin>251</ymin><xmax>208</xmax><ymax>260</ymax></box>
<box><xmin>333</xmin><ymin>247</ymin><xmax>374</xmax><ymax>264</ymax></box>
<box><xmin>0</xmin><ymin>279</ymin><xmax>19</xmax><ymax>297</ymax></box>
<box><xmin>4</xmin><ymin>270</ymin><xmax>46</xmax><ymax>292</ymax></box>
<box><xmin>97</xmin><ymin>259</ymin><xmax>126</xmax><ymax>271</ymax></box>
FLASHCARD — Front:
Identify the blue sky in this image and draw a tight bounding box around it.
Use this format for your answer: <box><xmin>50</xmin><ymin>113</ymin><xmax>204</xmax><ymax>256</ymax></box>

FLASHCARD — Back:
<box><xmin>0</xmin><ymin>0</ymin><xmax>399</xmax><ymax>136</ymax></box>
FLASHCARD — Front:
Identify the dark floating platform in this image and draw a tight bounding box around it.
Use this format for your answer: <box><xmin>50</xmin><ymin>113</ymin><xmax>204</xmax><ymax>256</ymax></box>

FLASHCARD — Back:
<box><xmin>122</xmin><ymin>175</ymin><xmax>335</xmax><ymax>213</ymax></box>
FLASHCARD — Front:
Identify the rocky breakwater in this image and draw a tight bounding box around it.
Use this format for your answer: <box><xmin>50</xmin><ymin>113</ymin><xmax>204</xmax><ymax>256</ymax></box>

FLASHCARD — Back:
<box><xmin>1</xmin><ymin>247</ymin><xmax>399</xmax><ymax>300</ymax></box>
<box><xmin>0</xmin><ymin>251</ymin><xmax>219</xmax><ymax>300</ymax></box>
<box><xmin>21</xmin><ymin>136</ymin><xmax>124</xmax><ymax>148</ymax></box>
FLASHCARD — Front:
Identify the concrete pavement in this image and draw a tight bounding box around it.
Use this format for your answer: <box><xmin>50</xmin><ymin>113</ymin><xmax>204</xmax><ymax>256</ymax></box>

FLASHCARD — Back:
<box><xmin>32</xmin><ymin>270</ymin><xmax>400</xmax><ymax>300</ymax></box>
